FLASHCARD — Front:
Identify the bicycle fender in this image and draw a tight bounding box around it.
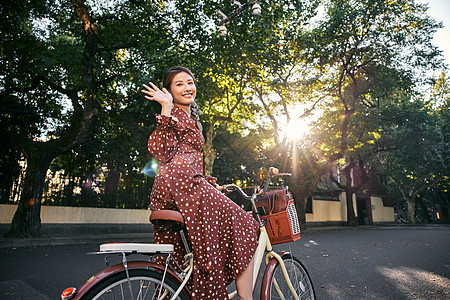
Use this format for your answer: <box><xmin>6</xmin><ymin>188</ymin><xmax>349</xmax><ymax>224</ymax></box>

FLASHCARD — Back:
<box><xmin>72</xmin><ymin>261</ymin><xmax>189</xmax><ymax>299</ymax></box>
<box><xmin>260</xmin><ymin>251</ymin><xmax>291</xmax><ymax>300</ymax></box>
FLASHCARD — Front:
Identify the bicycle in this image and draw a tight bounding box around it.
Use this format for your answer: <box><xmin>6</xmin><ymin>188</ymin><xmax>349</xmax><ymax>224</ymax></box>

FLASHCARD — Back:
<box><xmin>61</xmin><ymin>167</ymin><xmax>316</xmax><ymax>300</ymax></box>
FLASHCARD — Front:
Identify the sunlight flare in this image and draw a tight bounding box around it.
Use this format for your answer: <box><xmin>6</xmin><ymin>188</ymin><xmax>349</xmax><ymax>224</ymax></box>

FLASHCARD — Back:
<box><xmin>283</xmin><ymin>118</ymin><xmax>311</xmax><ymax>141</ymax></box>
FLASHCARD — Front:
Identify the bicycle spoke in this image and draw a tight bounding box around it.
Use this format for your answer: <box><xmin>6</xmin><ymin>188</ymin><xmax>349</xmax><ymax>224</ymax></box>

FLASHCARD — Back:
<box><xmin>84</xmin><ymin>270</ymin><xmax>186</xmax><ymax>300</ymax></box>
<box><xmin>269</xmin><ymin>255</ymin><xmax>315</xmax><ymax>300</ymax></box>
<box><xmin>119</xmin><ymin>283</ymin><xmax>124</xmax><ymax>299</ymax></box>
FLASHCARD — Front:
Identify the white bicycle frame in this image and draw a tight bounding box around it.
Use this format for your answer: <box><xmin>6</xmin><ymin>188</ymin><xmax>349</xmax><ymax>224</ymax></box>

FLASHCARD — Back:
<box><xmin>163</xmin><ymin>169</ymin><xmax>301</xmax><ymax>300</ymax></box>
<box><xmin>227</xmin><ymin>223</ymin><xmax>299</xmax><ymax>300</ymax></box>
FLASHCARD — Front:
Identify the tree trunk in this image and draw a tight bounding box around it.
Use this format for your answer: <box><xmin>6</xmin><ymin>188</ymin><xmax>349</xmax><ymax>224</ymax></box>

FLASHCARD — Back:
<box><xmin>288</xmin><ymin>176</ymin><xmax>307</xmax><ymax>230</ymax></box>
<box><xmin>296</xmin><ymin>194</ymin><xmax>307</xmax><ymax>231</ymax></box>
<box><xmin>287</xmin><ymin>168</ymin><xmax>322</xmax><ymax>231</ymax></box>
<box><xmin>406</xmin><ymin>196</ymin><xmax>416</xmax><ymax>224</ymax></box>
<box><xmin>343</xmin><ymin>163</ymin><xmax>358</xmax><ymax>226</ymax></box>
<box><xmin>4</xmin><ymin>0</ymin><xmax>99</xmax><ymax>237</ymax></box>
<box><xmin>330</xmin><ymin>161</ymin><xmax>359</xmax><ymax>227</ymax></box>
<box><xmin>5</xmin><ymin>147</ymin><xmax>53</xmax><ymax>238</ymax></box>
<box><xmin>345</xmin><ymin>188</ymin><xmax>358</xmax><ymax>226</ymax></box>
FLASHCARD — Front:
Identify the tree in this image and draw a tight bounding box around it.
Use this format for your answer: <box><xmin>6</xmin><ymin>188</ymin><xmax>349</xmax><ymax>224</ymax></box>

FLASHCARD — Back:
<box><xmin>1</xmin><ymin>0</ymin><xmax>172</xmax><ymax>237</ymax></box>
<box><xmin>375</xmin><ymin>99</ymin><xmax>448</xmax><ymax>223</ymax></box>
<box><xmin>224</xmin><ymin>0</ymin><xmax>321</xmax><ymax>228</ymax></box>
<box><xmin>301</xmin><ymin>0</ymin><xmax>444</xmax><ymax>225</ymax></box>
<box><xmin>430</xmin><ymin>71</ymin><xmax>450</xmax><ymax>222</ymax></box>
<box><xmin>373</xmin><ymin>70</ymin><xmax>450</xmax><ymax>223</ymax></box>
<box><xmin>212</xmin><ymin>130</ymin><xmax>267</xmax><ymax>185</ymax></box>
<box><xmin>3</xmin><ymin>0</ymin><xmax>446</xmax><ymax>235</ymax></box>
<box><xmin>195</xmin><ymin>0</ymin><xmax>319</xmax><ymax>176</ymax></box>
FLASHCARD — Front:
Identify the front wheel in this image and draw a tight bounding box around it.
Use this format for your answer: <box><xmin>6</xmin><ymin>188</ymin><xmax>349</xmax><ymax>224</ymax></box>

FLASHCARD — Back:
<box><xmin>268</xmin><ymin>254</ymin><xmax>315</xmax><ymax>300</ymax></box>
<box><xmin>81</xmin><ymin>268</ymin><xmax>188</xmax><ymax>300</ymax></box>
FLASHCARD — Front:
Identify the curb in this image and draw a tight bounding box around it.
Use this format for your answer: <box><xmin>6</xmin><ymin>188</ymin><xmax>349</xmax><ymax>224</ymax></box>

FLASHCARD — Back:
<box><xmin>0</xmin><ymin>233</ymin><xmax>154</xmax><ymax>249</ymax></box>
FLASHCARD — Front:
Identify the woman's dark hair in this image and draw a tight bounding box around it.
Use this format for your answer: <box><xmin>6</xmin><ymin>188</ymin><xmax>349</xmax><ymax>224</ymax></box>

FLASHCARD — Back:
<box><xmin>162</xmin><ymin>66</ymin><xmax>202</xmax><ymax>130</ymax></box>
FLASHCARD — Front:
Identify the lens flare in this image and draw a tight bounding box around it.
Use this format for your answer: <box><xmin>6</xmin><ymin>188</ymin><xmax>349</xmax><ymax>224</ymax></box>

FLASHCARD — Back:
<box><xmin>284</xmin><ymin>118</ymin><xmax>310</xmax><ymax>141</ymax></box>
<box><xmin>141</xmin><ymin>159</ymin><xmax>159</xmax><ymax>177</ymax></box>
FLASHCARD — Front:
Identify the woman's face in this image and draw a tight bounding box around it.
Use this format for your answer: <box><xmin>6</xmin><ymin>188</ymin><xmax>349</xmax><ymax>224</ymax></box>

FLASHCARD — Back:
<box><xmin>170</xmin><ymin>71</ymin><xmax>196</xmax><ymax>107</ymax></box>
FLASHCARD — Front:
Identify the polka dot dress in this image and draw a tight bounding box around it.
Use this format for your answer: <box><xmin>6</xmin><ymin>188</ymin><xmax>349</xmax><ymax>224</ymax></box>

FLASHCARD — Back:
<box><xmin>148</xmin><ymin>106</ymin><xmax>259</xmax><ymax>299</ymax></box>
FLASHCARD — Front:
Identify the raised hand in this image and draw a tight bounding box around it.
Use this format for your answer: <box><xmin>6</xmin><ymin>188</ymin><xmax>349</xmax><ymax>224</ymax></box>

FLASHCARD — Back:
<box><xmin>142</xmin><ymin>82</ymin><xmax>173</xmax><ymax>116</ymax></box>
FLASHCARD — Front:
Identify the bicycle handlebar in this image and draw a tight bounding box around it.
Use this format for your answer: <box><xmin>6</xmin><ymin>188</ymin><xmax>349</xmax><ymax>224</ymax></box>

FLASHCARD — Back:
<box><xmin>221</xmin><ymin>167</ymin><xmax>291</xmax><ymax>224</ymax></box>
<box><xmin>221</xmin><ymin>184</ymin><xmax>252</xmax><ymax>200</ymax></box>
<box><xmin>221</xmin><ymin>167</ymin><xmax>292</xmax><ymax>201</ymax></box>
<box><xmin>268</xmin><ymin>167</ymin><xmax>292</xmax><ymax>178</ymax></box>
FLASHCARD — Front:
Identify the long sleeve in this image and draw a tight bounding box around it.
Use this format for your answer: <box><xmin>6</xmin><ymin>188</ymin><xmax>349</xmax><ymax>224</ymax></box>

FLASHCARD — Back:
<box><xmin>148</xmin><ymin>114</ymin><xmax>185</xmax><ymax>163</ymax></box>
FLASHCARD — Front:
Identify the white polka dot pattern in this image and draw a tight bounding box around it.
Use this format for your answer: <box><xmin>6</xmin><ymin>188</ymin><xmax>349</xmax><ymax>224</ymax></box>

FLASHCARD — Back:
<box><xmin>148</xmin><ymin>106</ymin><xmax>258</xmax><ymax>299</ymax></box>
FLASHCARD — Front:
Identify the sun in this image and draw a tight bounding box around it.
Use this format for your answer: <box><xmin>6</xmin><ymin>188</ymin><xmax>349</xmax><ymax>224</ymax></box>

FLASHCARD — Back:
<box><xmin>283</xmin><ymin>118</ymin><xmax>311</xmax><ymax>141</ymax></box>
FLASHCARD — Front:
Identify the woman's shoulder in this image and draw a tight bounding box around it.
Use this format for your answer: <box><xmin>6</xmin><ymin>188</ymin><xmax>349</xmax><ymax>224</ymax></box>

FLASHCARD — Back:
<box><xmin>171</xmin><ymin>106</ymin><xmax>186</xmax><ymax>120</ymax></box>
<box><xmin>172</xmin><ymin>106</ymin><xmax>195</xmax><ymax>127</ymax></box>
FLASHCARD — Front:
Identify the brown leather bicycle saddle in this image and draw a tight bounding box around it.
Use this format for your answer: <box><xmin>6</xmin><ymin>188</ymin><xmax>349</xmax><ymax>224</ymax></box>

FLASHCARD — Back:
<box><xmin>149</xmin><ymin>209</ymin><xmax>185</xmax><ymax>225</ymax></box>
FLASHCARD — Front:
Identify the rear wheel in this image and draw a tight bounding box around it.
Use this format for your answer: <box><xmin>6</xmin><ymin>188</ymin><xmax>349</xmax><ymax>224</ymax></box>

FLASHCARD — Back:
<box><xmin>269</xmin><ymin>254</ymin><xmax>315</xmax><ymax>300</ymax></box>
<box><xmin>82</xmin><ymin>268</ymin><xmax>188</xmax><ymax>300</ymax></box>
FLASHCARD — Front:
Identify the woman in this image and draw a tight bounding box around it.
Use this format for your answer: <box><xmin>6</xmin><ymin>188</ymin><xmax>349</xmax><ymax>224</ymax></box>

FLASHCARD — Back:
<box><xmin>142</xmin><ymin>66</ymin><xmax>258</xmax><ymax>300</ymax></box>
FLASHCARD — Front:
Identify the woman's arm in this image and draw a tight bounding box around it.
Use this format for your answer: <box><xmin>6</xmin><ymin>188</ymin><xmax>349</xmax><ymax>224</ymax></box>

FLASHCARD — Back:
<box><xmin>142</xmin><ymin>81</ymin><xmax>184</xmax><ymax>162</ymax></box>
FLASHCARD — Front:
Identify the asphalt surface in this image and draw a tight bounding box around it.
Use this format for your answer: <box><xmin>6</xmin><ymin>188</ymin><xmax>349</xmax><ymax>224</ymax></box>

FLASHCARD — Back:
<box><xmin>0</xmin><ymin>225</ymin><xmax>353</xmax><ymax>249</ymax></box>
<box><xmin>0</xmin><ymin>224</ymin><xmax>449</xmax><ymax>300</ymax></box>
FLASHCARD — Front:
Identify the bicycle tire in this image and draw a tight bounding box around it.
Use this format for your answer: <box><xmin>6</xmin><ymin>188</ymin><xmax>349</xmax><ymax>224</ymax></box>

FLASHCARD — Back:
<box><xmin>81</xmin><ymin>268</ymin><xmax>188</xmax><ymax>300</ymax></box>
<box><xmin>268</xmin><ymin>254</ymin><xmax>316</xmax><ymax>300</ymax></box>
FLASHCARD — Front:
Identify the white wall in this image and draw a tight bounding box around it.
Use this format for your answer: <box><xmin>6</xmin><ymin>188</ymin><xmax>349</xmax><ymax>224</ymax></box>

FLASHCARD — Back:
<box><xmin>370</xmin><ymin>196</ymin><xmax>395</xmax><ymax>222</ymax></box>
<box><xmin>305</xmin><ymin>200</ymin><xmax>343</xmax><ymax>222</ymax></box>
<box><xmin>305</xmin><ymin>193</ymin><xmax>394</xmax><ymax>224</ymax></box>
<box><xmin>1</xmin><ymin>193</ymin><xmax>394</xmax><ymax>226</ymax></box>
<box><xmin>0</xmin><ymin>204</ymin><xmax>150</xmax><ymax>224</ymax></box>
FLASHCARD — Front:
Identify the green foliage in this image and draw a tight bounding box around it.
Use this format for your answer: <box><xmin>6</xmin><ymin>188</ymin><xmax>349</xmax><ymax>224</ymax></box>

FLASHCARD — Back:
<box><xmin>1</xmin><ymin>0</ymin><xmax>448</xmax><ymax>230</ymax></box>
<box><xmin>373</xmin><ymin>93</ymin><xmax>448</xmax><ymax>222</ymax></box>
<box><xmin>212</xmin><ymin>130</ymin><xmax>266</xmax><ymax>185</ymax></box>
<box><xmin>378</xmin><ymin>100</ymin><xmax>445</xmax><ymax>175</ymax></box>
<box><xmin>305</xmin><ymin>0</ymin><xmax>443</xmax><ymax>159</ymax></box>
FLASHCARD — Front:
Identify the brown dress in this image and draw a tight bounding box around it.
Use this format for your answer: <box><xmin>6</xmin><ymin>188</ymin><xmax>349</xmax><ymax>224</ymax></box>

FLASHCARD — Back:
<box><xmin>148</xmin><ymin>106</ymin><xmax>258</xmax><ymax>299</ymax></box>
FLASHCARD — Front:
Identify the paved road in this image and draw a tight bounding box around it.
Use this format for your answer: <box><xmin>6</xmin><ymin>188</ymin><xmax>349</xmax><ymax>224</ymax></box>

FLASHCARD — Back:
<box><xmin>1</xmin><ymin>225</ymin><xmax>449</xmax><ymax>299</ymax></box>
<box><xmin>286</xmin><ymin>225</ymin><xmax>450</xmax><ymax>300</ymax></box>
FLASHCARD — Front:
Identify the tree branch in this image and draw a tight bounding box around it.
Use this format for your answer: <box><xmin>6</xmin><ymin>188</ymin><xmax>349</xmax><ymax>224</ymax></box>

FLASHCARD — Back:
<box><xmin>98</xmin><ymin>42</ymin><xmax>139</xmax><ymax>52</ymax></box>
<box><xmin>0</xmin><ymin>75</ymin><xmax>43</xmax><ymax>97</ymax></box>
<box><xmin>255</xmin><ymin>85</ymin><xmax>280</xmax><ymax>144</ymax></box>
<box><xmin>329</xmin><ymin>171</ymin><xmax>345</xmax><ymax>190</ymax></box>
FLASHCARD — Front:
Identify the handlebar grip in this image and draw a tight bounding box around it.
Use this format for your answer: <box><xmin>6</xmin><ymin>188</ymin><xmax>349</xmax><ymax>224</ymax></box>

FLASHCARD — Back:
<box><xmin>277</xmin><ymin>172</ymin><xmax>292</xmax><ymax>176</ymax></box>
<box><xmin>221</xmin><ymin>185</ymin><xmax>232</xmax><ymax>194</ymax></box>
<box><xmin>269</xmin><ymin>167</ymin><xmax>279</xmax><ymax>177</ymax></box>
<box><xmin>269</xmin><ymin>167</ymin><xmax>291</xmax><ymax>177</ymax></box>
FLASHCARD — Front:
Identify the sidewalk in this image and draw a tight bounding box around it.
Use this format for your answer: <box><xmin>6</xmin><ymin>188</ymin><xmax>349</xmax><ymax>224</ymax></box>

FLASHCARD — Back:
<box><xmin>0</xmin><ymin>232</ymin><xmax>155</xmax><ymax>249</ymax></box>
<box><xmin>0</xmin><ymin>225</ymin><xmax>362</xmax><ymax>249</ymax></box>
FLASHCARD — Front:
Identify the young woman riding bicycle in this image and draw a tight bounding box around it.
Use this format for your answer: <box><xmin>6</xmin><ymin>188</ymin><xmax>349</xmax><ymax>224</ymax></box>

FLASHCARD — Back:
<box><xmin>141</xmin><ymin>66</ymin><xmax>257</xmax><ymax>300</ymax></box>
